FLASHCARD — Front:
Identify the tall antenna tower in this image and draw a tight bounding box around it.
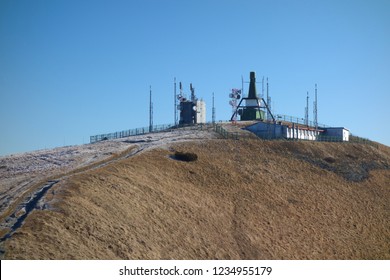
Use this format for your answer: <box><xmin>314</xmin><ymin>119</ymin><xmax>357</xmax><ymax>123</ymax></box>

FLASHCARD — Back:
<box><xmin>262</xmin><ymin>76</ymin><xmax>264</xmax><ymax>99</ymax></box>
<box><xmin>266</xmin><ymin>78</ymin><xmax>272</xmax><ymax>120</ymax></box>
<box><xmin>241</xmin><ymin>75</ymin><xmax>244</xmax><ymax>97</ymax></box>
<box><xmin>174</xmin><ymin>78</ymin><xmax>177</xmax><ymax>126</ymax></box>
<box><xmin>149</xmin><ymin>85</ymin><xmax>153</xmax><ymax>132</ymax></box>
<box><xmin>212</xmin><ymin>92</ymin><xmax>216</xmax><ymax>124</ymax></box>
<box><xmin>313</xmin><ymin>84</ymin><xmax>318</xmax><ymax>131</ymax></box>
<box><xmin>305</xmin><ymin>91</ymin><xmax>309</xmax><ymax>126</ymax></box>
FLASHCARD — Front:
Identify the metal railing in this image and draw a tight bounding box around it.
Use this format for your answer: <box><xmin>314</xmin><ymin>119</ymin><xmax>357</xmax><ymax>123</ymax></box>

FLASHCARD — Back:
<box><xmin>274</xmin><ymin>114</ymin><xmax>330</xmax><ymax>128</ymax></box>
<box><xmin>90</xmin><ymin>124</ymin><xmax>175</xmax><ymax>143</ymax></box>
<box><xmin>349</xmin><ymin>135</ymin><xmax>378</xmax><ymax>148</ymax></box>
<box><xmin>90</xmin><ymin>123</ymin><xmax>214</xmax><ymax>143</ymax></box>
<box><xmin>213</xmin><ymin>124</ymin><xmax>239</xmax><ymax>140</ymax></box>
<box><xmin>315</xmin><ymin>135</ymin><xmax>346</xmax><ymax>142</ymax></box>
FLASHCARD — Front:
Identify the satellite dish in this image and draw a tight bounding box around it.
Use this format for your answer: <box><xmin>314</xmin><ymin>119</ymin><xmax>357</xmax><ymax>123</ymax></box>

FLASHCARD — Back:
<box><xmin>229</xmin><ymin>93</ymin><xmax>234</xmax><ymax>98</ymax></box>
<box><xmin>193</xmin><ymin>106</ymin><xmax>197</xmax><ymax>111</ymax></box>
<box><xmin>236</xmin><ymin>94</ymin><xmax>241</xmax><ymax>99</ymax></box>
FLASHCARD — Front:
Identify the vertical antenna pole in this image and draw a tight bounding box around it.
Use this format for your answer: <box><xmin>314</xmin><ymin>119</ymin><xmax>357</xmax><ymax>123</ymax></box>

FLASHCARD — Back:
<box><xmin>174</xmin><ymin>77</ymin><xmax>177</xmax><ymax>126</ymax></box>
<box><xmin>305</xmin><ymin>91</ymin><xmax>309</xmax><ymax>126</ymax></box>
<box><xmin>262</xmin><ymin>76</ymin><xmax>264</xmax><ymax>99</ymax></box>
<box><xmin>241</xmin><ymin>75</ymin><xmax>244</xmax><ymax>97</ymax></box>
<box><xmin>314</xmin><ymin>84</ymin><xmax>318</xmax><ymax>135</ymax></box>
<box><xmin>266</xmin><ymin>78</ymin><xmax>271</xmax><ymax>120</ymax></box>
<box><xmin>149</xmin><ymin>85</ymin><xmax>153</xmax><ymax>132</ymax></box>
<box><xmin>212</xmin><ymin>92</ymin><xmax>216</xmax><ymax>124</ymax></box>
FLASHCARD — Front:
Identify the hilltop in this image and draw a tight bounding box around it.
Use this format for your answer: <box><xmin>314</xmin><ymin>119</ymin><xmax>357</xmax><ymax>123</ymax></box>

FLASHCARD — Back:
<box><xmin>0</xmin><ymin>124</ymin><xmax>389</xmax><ymax>259</ymax></box>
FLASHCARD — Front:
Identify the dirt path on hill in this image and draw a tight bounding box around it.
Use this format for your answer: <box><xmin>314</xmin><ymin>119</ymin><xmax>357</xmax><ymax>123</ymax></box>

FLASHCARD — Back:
<box><xmin>0</xmin><ymin>126</ymin><xmax>217</xmax><ymax>251</ymax></box>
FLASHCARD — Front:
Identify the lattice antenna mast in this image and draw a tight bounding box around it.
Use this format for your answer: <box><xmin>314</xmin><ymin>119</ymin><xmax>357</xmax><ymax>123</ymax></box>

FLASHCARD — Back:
<box><xmin>212</xmin><ymin>92</ymin><xmax>216</xmax><ymax>124</ymax></box>
<box><xmin>266</xmin><ymin>78</ymin><xmax>272</xmax><ymax>120</ymax></box>
<box><xmin>174</xmin><ymin>78</ymin><xmax>177</xmax><ymax>126</ymax></box>
<box><xmin>262</xmin><ymin>76</ymin><xmax>264</xmax><ymax>99</ymax></box>
<box><xmin>305</xmin><ymin>91</ymin><xmax>309</xmax><ymax>126</ymax></box>
<box><xmin>149</xmin><ymin>85</ymin><xmax>153</xmax><ymax>132</ymax></box>
<box><xmin>314</xmin><ymin>84</ymin><xmax>318</xmax><ymax>131</ymax></box>
<box><xmin>241</xmin><ymin>75</ymin><xmax>244</xmax><ymax>98</ymax></box>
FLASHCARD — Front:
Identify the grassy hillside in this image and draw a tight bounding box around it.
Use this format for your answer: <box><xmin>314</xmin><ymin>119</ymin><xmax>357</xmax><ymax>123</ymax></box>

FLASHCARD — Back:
<box><xmin>2</xmin><ymin>138</ymin><xmax>390</xmax><ymax>259</ymax></box>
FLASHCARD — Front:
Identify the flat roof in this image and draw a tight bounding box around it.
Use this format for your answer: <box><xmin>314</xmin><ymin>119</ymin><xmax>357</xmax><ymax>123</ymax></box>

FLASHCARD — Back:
<box><xmin>325</xmin><ymin>127</ymin><xmax>350</xmax><ymax>131</ymax></box>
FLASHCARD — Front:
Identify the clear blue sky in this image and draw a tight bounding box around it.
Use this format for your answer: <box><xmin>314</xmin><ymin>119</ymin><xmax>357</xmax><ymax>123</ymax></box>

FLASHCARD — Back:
<box><xmin>1</xmin><ymin>0</ymin><xmax>389</xmax><ymax>155</ymax></box>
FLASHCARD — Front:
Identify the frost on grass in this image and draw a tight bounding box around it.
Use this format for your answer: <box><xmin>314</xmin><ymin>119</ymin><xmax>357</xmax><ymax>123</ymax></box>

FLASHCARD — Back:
<box><xmin>0</xmin><ymin>126</ymin><xmax>216</xmax><ymax>217</ymax></box>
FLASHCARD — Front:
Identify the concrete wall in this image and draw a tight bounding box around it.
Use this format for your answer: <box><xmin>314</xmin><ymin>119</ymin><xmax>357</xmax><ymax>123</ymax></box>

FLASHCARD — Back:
<box><xmin>246</xmin><ymin>122</ymin><xmax>283</xmax><ymax>139</ymax></box>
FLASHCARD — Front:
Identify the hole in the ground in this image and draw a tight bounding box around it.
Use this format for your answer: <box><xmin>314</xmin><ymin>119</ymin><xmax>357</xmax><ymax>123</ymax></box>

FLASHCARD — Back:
<box><xmin>171</xmin><ymin>151</ymin><xmax>198</xmax><ymax>162</ymax></box>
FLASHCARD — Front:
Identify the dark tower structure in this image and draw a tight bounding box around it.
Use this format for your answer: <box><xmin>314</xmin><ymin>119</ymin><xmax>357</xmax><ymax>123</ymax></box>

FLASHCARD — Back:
<box><xmin>178</xmin><ymin>82</ymin><xmax>206</xmax><ymax>125</ymax></box>
<box><xmin>231</xmin><ymin>71</ymin><xmax>274</xmax><ymax>122</ymax></box>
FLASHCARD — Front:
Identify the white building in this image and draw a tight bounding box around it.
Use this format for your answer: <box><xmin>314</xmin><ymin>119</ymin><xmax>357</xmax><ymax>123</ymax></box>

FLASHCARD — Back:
<box><xmin>246</xmin><ymin>122</ymin><xmax>321</xmax><ymax>140</ymax></box>
<box><xmin>246</xmin><ymin>122</ymin><xmax>324</xmax><ymax>141</ymax></box>
<box><xmin>246</xmin><ymin>122</ymin><xmax>350</xmax><ymax>141</ymax></box>
<box><xmin>196</xmin><ymin>99</ymin><xmax>206</xmax><ymax>124</ymax></box>
<box><xmin>322</xmin><ymin>127</ymin><xmax>350</xmax><ymax>141</ymax></box>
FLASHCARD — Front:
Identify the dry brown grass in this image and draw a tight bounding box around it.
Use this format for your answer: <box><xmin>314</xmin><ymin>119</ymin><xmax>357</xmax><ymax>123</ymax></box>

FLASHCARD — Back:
<box><xmin>2</xmin><ymin>139</ymin><xmax>390</xmax><ymax>259</ymax></box>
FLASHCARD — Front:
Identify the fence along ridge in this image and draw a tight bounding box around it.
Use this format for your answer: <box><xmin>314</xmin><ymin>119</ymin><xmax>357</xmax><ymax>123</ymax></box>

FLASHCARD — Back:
<box><xmin>90</xmin><ymin>123</ymin><xmax>213</xmax><ymax>143</ymax></box>
<box><xmin>212</xmin><ymin>123</ymin><xmax>378</xmax><ymax>147</ymax></box>
<box><xmin>90</xmin><ymin>124</ymin><xmax>175</xmax><ymax>143</ymax></box>
<box><xmin>91</xmin><ymin>121</ymin><xmax>378</xmax><ymax>148</ymax></box>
